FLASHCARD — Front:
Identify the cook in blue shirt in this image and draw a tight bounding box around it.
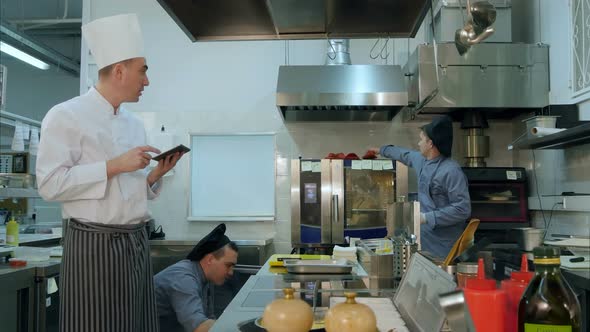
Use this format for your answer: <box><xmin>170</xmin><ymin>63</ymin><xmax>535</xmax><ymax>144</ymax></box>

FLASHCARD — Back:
<box><xmin>154</xmin><ymin>224</ymin><xmax>238</xmax><ymax>332</ymax></box>
<box><xmin>370</xmin><ymin>116</ymin><xmax>471</xmax><ymax>259</ymax></box>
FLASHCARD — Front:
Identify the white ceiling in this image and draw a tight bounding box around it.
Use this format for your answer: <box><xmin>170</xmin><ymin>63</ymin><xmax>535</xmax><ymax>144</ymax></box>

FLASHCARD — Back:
<box><xmin>1</xmin><ymin>0</ymin><xmax>82</xmax><ymax>21</ymax></box>
<box><xmin>1</xmin><ymin>0</ymin><xmax>83</xmax><ymax>66</ymax></box>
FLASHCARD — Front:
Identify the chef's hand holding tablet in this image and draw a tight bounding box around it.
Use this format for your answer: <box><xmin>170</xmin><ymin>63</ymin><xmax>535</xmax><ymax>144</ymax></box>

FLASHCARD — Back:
<box><xmin>147</xmin><ymin>145</ymin><xmax>190</xmax><ymax>185</ymax></box>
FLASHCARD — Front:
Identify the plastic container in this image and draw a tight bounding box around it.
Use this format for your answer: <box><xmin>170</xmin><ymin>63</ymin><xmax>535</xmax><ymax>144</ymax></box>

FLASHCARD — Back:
<box><xmin>6</xmin><ymin>217</ymin><xmax>19</xmax><ymax>246</ymax></box>
<box><xmin>514</xmin><ymin>227</ymin><xmax>545</xmax><ymax>251</ymax></box>
<box><xmin>11</xmin><ymin>246</ymin><xmax>52</xmax><ymax>262</ymax></box>
<box><xmin>456</xmin><ymin>262</ymin><xmax>478</xmax><ymax>288</ymax></box>
<box><xmin>464</xmin><ymin>258</ymin><xmax>507</xmax><ymax>332</ymax></box>
<box><xmin>501</xmin><ymin>254</ymin><xmax>534</xmax><ymax>332</ymax></box>
<box><xmin>9</xmin><ymin>258</ymin><xmax>27</xmax><ymax>267</ymax></box>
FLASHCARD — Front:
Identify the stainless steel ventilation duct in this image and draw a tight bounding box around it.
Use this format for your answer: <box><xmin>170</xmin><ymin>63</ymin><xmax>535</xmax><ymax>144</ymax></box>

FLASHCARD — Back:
<box><xmin>325</xmin><ymin>39</ymin><xmax>351</xmax><ymax>65</ymax></box>
<box><xmin>276</xmin><ymin>39</ymin><xmax>408</xmax><ymax>122</ymax></box>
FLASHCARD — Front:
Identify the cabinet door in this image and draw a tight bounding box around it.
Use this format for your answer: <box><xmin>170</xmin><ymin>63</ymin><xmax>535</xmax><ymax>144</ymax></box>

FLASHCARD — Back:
<box><xmin>43</xmin><ymin>276</ymin><xmax>60</xmax><ymax>332</ymax></box>
<box><xmin>545</xmin><ymin>0</ymin><xmax>590</xmax><ymax>104</ymax></box>
<box><xmin>572</xmin><ymin>0</ymin><xmax>590</xmax><ymax>99</ymax></box>
<box><xmin>0</xmin><ymin>280</ymin><xmax>34</xmax><ymax>332</ymax></box>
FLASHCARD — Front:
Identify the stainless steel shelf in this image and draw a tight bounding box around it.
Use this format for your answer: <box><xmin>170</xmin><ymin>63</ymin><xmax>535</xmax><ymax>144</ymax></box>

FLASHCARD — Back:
<box><xmin>150</xmin><ymin>238</ymin><xmax>273</xmax><ymax>246</ymax></box>
<box><xmin>512</xmin><ymin>122</ymin><xmax>590</xmax><ymax>150</ymax></box>
<box><xmin>0</xmin><ymin>188</ymin><xmax>40</xmax><ymax>198</ymax></box>
<box><xmin>471</xmin><ymin>200</ymin><xmax>520</xmax><ymax>204</ymax></box>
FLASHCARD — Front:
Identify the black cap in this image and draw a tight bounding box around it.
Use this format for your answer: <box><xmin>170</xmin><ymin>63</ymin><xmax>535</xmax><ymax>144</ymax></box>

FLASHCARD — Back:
<box><xmin>533</xmin><ymin>246</ymin><xmax>560</xmax><ymax>259</ymax></box>
<box><xmin>422</xmin><ymin>115</ymin><xmax>453</xmax><ymax>157</ymax></box>
<box><xmin>186</xmin><ymin>223</ymin><xmax>231</xmax><ymax>261</ymax></box>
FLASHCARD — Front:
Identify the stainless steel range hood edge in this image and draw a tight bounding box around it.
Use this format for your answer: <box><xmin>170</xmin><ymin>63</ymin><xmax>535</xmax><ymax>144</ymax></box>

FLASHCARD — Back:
<box><xmin>276</xmin><ymin>64</ymin><xmax>409</xmax><ymax>122</ymax></box>
<box><xmin>156</xmin><ymin>0</ymin><xmax>431</xmax><ymax>42</ymax></box>
<box><xmin>404</xmin><ymin>42</ymin><xmax>550</xmax><ymax>112</ymax></box>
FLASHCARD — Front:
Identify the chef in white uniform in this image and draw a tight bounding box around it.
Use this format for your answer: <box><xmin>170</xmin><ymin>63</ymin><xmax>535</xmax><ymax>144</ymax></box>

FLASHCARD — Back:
<box><xmin>36</xmin><ymin>13</ymin><xmax>184</xmax><ymax>332</ymax></box>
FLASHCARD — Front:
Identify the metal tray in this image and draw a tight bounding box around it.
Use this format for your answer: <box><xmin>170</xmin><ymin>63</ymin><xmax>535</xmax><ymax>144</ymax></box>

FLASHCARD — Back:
<box><xmin>283</xmin><ymin>259</ymin><xmax>354</xmax><ymax>274</ymax></box>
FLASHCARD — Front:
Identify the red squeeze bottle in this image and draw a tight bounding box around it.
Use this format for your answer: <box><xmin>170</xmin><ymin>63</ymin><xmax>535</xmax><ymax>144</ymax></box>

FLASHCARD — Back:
<box><xmin>501</xmin><ymin>254</ymin><xmax>534</xmax><ymax>332</ymax></box>
<box><xmin>464</xmin><ymin>258</ymin><xmax>507</xmax><ymax>332</ymax></box>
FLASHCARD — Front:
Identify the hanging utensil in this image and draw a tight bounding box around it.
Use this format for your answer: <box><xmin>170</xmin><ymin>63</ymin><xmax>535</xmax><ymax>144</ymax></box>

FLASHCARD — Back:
<box><xmin>455</xmin><ymin>0</ymin><xmax>497</xmax><ymax>55</ymax></box>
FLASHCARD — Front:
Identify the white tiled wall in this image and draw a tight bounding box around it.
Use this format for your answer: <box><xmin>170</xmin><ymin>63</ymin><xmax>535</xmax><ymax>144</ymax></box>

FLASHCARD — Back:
<box><xmin>264</xmin><ymin>116</ymin><xmax>515</xmax><ymax>253</ymax></box>
<box><xmin>513</xmin><ymin>114</ymin><xmax>590</xmax><ymax>239</ymax></box>
<box><xmin>144</xmin><ymin>113</ymin><xmax>514</xmax><ymax>254</ymax></box>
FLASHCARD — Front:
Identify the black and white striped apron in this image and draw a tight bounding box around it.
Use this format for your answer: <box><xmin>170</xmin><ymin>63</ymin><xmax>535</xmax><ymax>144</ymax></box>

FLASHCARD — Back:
<box><xmin>60</xmin><ymin>219</ymin><xmax>159</xmax><ymax>332</ymax></box>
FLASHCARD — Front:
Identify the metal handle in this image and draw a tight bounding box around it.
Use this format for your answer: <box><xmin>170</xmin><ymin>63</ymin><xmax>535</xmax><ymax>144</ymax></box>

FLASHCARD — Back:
<box><xmin>312</xmin><ymin>280</ymin><xmax>320</xmax><ymax>314</ymax></box>
<box><xmin>332</xmin><ymin>194</ymin><xmax>339</xmax><ymax>223</ymax></box>
<box><xmin>438</xmin><ymin>290</ymin><xmax>476</xmax><ymax>332</ymax></box>
<box><xmin>234</xmin><ymin>264</ymin><xmax>261</xmax><ymax>274</ymax></box>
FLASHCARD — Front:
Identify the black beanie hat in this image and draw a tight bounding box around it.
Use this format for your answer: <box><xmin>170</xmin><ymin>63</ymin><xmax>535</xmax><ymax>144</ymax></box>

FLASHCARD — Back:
<box><xmin>186</xmin><ymin>223</ymin><xmax>230</xmax><ymax>261</ymax></box>
<box><xmin>422</xmin><ymin>115</ymin><xmax>453</xmax><ymax>157</ymax></box>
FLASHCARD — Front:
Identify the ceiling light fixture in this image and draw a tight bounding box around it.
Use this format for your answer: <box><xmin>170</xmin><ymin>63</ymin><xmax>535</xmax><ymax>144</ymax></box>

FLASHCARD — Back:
<box><xmin>0</xmin><ymin>41</ymin><xmax>50</xmax><ymax>70</ymax></box>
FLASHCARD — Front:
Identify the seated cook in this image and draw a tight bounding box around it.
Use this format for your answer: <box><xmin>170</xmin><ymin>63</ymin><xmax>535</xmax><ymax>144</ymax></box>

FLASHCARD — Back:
<box><xmin>154</xmin><ymin>224</ymin><xmax>238</xmax><ymax>332</ymax></box>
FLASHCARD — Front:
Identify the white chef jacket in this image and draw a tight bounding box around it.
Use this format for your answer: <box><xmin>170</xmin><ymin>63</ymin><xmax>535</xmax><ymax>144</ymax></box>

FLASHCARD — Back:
<box><xmin>36</xmin><ymin>87</ymin><xmax>161</xmax><ymax>225</ymax></box>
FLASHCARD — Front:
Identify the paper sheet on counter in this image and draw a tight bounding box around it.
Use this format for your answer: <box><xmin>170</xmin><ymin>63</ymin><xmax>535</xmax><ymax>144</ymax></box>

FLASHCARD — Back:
<box><xmin>47</xmin><ymin>277</ymin><xmax>58</xmax><ymax>294</ymax></box>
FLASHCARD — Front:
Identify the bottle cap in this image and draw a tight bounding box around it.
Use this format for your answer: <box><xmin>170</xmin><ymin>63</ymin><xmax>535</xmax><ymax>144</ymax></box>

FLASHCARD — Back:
<box><xmin>511</xmin><ymin>253</ymin><xmax>534</xmax><ymax>282</ymax></box>
<box><xmin>533</xmin><ymin>246</ymin><xmax>559</xmax><ymax>258</ymax></box>
<box><xmin>465</xmin><ymin>258</ymin><xmax>496</xmax><ymax>290</ymax></box>
<box><xmin>533</xmin><ymin>246</ymin><xmax>561</xmax><ymax>265</ymax></box>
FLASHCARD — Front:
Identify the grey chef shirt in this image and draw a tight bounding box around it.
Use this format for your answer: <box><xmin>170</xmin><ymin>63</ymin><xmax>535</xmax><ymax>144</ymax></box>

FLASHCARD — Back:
<box><xmin>380</xmin><ymin>145</ymin><xmax>471</xmax><ymax>259</ymax></box>
<box><xmin>154</xmin><ymin>259</ymin><xmax>213</xmax><ymax>332</ymax></box>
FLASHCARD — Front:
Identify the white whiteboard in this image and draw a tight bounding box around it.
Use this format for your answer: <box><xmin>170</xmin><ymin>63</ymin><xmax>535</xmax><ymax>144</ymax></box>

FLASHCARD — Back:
<box><xmin>189</xmin><ymin>134</ymin><xmax>275</xmax><ymax>221</ymax></box>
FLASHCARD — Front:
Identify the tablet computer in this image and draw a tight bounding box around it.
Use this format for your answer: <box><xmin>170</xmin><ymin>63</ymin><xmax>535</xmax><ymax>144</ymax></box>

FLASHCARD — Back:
<box><xmin>152</xmin><ymin>144</ymin><xmax>190</xmax><ymax>161</ymax></box>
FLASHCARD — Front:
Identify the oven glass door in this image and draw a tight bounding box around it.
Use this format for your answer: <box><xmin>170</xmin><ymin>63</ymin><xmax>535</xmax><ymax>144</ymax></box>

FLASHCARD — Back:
<box><xmin>343</xmin><ymin>167</ymin><xmax>394</xmax><ymax>238</ymax></box>
<box><xmin>469</xmin><ymin>183</ymin><xmax>527</xmax><ymax>222</ymax></box>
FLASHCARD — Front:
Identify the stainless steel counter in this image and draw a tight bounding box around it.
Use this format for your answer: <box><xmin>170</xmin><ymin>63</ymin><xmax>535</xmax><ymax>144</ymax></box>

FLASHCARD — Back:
<box><xmin>562</xmin><ymin>269</ymin><xmax>589</xmax><ymax>332</ymax></box>
<box><xmin>562</xmin><ymin>269</ymin><xmax>590</xmax><ymax>290</ymax></box>
<box><xmin>210</xmin><ymin>255</ymin><xmax>395</xmax><ymax>332</ymax></box>
<box><xmin>0</xmin><ymin>261</ymin><xmax>36</xmax><ymax>277</ymax></box>
<box><xmin>0</xmin><ymin>259</ymin><xmax>61</xmax><ymax>279</ymax></box>
<box><xmin>257</xmin><ymin>256</ymin><xmax>368</xmax><ymax>278</ymax></box>
<box><xmin>150</xmin><ymin>238</ymin><xmax>273</xmax><ymax>246</ymax></box>
<box><xmin>150</xmin><ymin>237</ymin><xmax>273</xmax><ymax>276</ymax></box>
<box><xmin>0</xmin><ymin>231</ymin><xmax>61</xmax><ymax>247</ymax></box>
<box><xmin>211</xmin><ymin>273</ymin><xmax>396</xmax><ymax>331</ymax></box>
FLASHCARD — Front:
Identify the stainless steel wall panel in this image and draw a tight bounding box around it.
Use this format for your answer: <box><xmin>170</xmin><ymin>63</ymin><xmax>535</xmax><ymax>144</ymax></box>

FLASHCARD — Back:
<box><xmin>404</xmin><ymin>43</ymin><xmax>550</xmax><ymax>110</ymax></box>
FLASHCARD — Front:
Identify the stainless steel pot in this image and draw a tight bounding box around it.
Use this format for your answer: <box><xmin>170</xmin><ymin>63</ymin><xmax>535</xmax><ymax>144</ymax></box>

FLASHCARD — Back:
<box><xmin>514</xmin><ymin>227</ymin><xmax>545</xmax><ymax>252</ymax></box>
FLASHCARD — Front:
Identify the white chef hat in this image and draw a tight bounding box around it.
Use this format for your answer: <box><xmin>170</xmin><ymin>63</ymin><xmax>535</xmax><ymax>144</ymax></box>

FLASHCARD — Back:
<box><xmin>82</xmin><ymin>13</ymin><xmax>144</xmax><ymax>70</ymax></box>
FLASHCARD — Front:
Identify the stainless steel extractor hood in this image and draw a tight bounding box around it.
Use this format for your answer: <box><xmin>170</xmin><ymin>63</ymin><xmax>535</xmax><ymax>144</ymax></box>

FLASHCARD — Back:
<box><xmin>404</xmin><ymin>42</ymin><xmax>550</xmax><ymax>112</ymax></box>
<box><xmin>276</xmin><ymin>39</ymin><xmax>408</xmax><ymax>122</ymax></box>
<box><xmin>276</xmin><ymin>64</ymin><xmax>409</xmax><ymax>121</ymax></box>
<box><xmin>156</xmin><ymin>0</ymin><xmax>431</xmax><ymax>41</ymax></box>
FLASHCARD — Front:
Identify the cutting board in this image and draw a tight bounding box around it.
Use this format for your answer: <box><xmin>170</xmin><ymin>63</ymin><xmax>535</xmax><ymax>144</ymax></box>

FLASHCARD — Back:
<box><xmin>545</xmin><ymin>238</ymin><xmax>590</xmax><ymax>247</ymax></box>
<box><xmin>268</xmin><ymin>254</ymin><xmax>330</xmax><ymax>267</ymax></box>
<box><xmin>560</xmin><ymin>256</ymin><xmax>590</xmax><ymax>270</ymax></box>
